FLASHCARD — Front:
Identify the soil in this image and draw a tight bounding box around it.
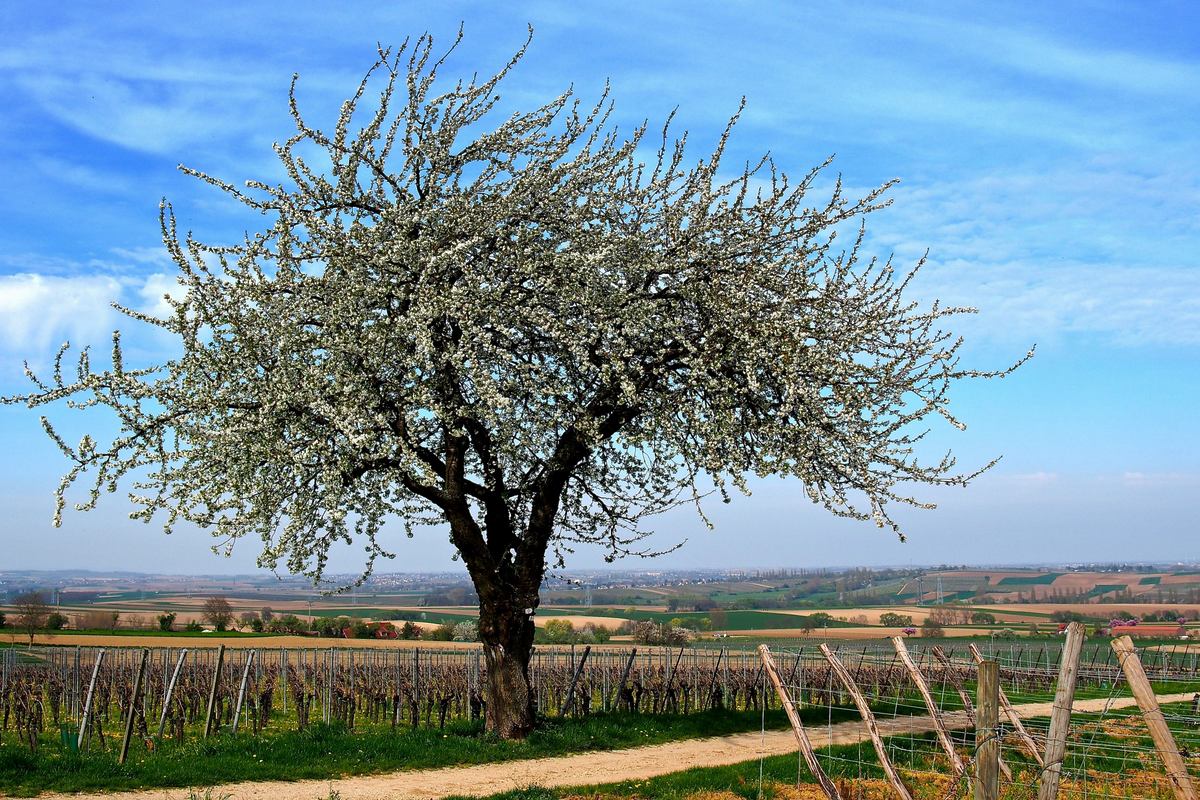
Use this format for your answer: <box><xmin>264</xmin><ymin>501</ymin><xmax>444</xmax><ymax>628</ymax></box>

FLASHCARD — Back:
<box><xmin>731</xmin><ymin>627</ymin><xmax>981</xmax><ymax>639</ymax></box>
<box><xmin>32</xmin><ymin>689</ymin><xmax>1193</xmax><ymax>800</ymax></box>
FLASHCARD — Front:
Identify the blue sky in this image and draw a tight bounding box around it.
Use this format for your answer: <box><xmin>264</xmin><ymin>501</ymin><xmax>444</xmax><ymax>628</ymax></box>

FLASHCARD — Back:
<box><xmin>1</xmin><ymin>2</ymin><xmax>1197</xmax><ymax>574</ymax></box>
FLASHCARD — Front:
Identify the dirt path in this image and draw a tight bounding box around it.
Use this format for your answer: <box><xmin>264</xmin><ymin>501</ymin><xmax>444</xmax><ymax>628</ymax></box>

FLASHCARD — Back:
<box><xmin>39</xmin><ymin>693</ymin><xmax>1195</xmax><ymax>800</ymax></box>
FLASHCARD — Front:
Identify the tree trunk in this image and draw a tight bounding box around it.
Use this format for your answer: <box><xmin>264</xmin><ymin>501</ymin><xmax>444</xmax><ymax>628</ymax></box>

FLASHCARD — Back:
<box><xmin>479</xmin><ymin>596</ymin><xmax>537</xmax><ymax>739</ymax></box>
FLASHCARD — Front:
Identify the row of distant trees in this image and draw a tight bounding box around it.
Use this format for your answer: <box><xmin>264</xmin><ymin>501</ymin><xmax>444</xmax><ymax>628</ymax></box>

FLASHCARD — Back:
<box><xmin>0</xmin><ymin>592</ymin><xmax>70</xmax><ymax>644</ymax></box>
<box><xmin>0</xmin><ymin>592</ymin><xmax>484</xmax><ymax>642</ymax></box>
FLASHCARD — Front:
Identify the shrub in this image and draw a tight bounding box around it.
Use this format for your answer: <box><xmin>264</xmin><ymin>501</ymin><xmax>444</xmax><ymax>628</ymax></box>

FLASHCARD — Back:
<box><xmin>542</xmin><ymin>619</ymin><xmax>575</xmax><ymax>644</ymax></box>
<box><xmin>46</xmin><ymin>611</ymin><xmax>69</xmax><ymax>630</ymax></box>
<box><xmin>631</xmin><ymin>619</ymin><xmax>690</xmax><ymax>646</ymax></box>
<box><xmin>452</xmin><ymin>620</ymin><xmax>479</xmax><ymax>642</ymax></box>
<box><xmin>921</xmin><ymin>618</ymin><xmax>945</xmax><ymax>637</ymax></box>
<box><xmin>268</xmin><ymin>614</ymin><xmax>305</xmax><ymax>634</ymax></box>
<box><xmin>583</xmin><ymin>623</ymin><xmax>611</xmax><ymax>643</ymax></box>
<box><xmin>427</xmin><ymin>622</ymin><xmax>456</xmax><ymax>641</ymax></box>
<box><xmin>313</xmin><ymin>616</ymin><xmax>353</xmax><ymax>637</ymax></box>
<box><xmin>185</xmin><ymin>620</ymin><xmax>203</xmax><ymax>632</ymax></box>
<box><xmin>399</xmin><ymin>621</ymin><xmax>422</xmax><ymax>639</ymax></box>
<box><xmin>880</xmin><ymin>612</ymin><xmax>913</xmax><ymax>627</ymax></box>
<box><xmin>158</xmin><ymin>612</ymin><xmax>177</xmax><ymax>632</ymax></box>
<box><xmin>970</xmin><ymin>611</ymin><xmax>996</xmax><ymax>624</ymax></box>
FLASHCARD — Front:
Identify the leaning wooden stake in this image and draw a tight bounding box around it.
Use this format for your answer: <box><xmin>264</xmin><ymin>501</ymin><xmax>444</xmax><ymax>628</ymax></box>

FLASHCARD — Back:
<box><xmin>1112</xmin><ymin>636</ymin><xmax>1198</xmax><ymax>800</ymax></box>
<box><xmin>760</xmin><ymin>646</ymin><xmax>842</xmax><ymax>800</ymax></box>
<box><xmin>609</xmin><ymin>647</ymin><xmax>638</xmax><ymax>709</ymax></box>
<box><xmin>231</xmin><ymin>649</ymin><xmax>256</xmax><ymax>734</ymax></box>
<box><xmin>156</xmin><ymin>648</ymin><xmax>188</xmax><ymax>737</ymax></box>
<box><xmin>203</xmin><ymin>644</ymin><xmax>226</xmax><ymax>738</ymax></box>
<box><xmin>820</xmin><ymin>643</ymin><xmax>914</xmax><ymax>800</ymax></box>
<box><xmin>561</xmin><ymin>645</ymin><xmax>591</xmax><ymax>717</ymax></box>
<box><xmin>77</xmin><ymin>648</ymin><xmax>105</xmax><ymax>750</ymax></box>
<box><xmin>1036</xmin><ymin>621</ymin><xmax>1085</xmax><ymax>800</ymax></box>
<box><xmin>119</xmin><ymin>648</ymin><xmax>149</xmax><ymax>765</ymax></box>
<box><xmin>969</xmin><ymin>642</ymin><xmax>1044</xmax><ymax>767</ymax></box>
<box><xmin>933</xmin><ymin>647</ymin><xmax>1012</xmax><ymax>781</ymax></box>
<box><xmin>975</xmin><ymin>660</ymin><xmax>1000</xmax><ymax>800</ymax></box>
<box><xmin>893</xmin><ymin>636</ymin><xmax>966</xmax><ymax>780</ymax></box>
<box><xmin>705</xmin><ymin>648</ymin><xmax>727</xmax><ymax>709</ymax></box>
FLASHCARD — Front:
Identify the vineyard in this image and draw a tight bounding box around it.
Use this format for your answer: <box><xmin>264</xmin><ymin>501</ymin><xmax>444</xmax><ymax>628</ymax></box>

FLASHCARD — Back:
<box><xmin>2</xmin><ymin>636</ymin><xmax>1200</xmax><ymax>798</ymax></box>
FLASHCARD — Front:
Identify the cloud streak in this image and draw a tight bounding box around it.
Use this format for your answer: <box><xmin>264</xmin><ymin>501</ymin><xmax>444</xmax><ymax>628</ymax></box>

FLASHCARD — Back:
<box><xmin>0</xmin><ymin>273</ymin><xmax>123</xmax><ymax>354</ymax></box>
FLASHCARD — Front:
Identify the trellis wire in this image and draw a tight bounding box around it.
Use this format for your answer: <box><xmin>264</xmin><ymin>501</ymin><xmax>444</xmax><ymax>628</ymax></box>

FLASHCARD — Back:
<box><xmin>758</xmin><ymin>641</ymin><xmax>1200</xmax><ymax>799</ymax></box>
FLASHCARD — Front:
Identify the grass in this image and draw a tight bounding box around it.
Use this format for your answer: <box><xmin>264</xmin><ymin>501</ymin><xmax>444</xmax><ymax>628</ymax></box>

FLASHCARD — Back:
<box><xmin>0</xmin><ymin>706</ymin><xmax>857</xmax><ymax>796</ymax></box>
<box><xmin>1087</xmin><ymin>584</ymin><xmax>1128</xmax><ymax>598</ymax></box>
<box><xmin>548</xmin><ymin>608</ymin><xmax>855</xmax><ymax>630</ymax></box>
<box><xmin>996</xmin><ymin>573</ymin><xmax>1064</xmax><ymax>586</ymax></box>
<box><xmin>441</xmin><ymin>736</ymin><xmax>929</xmax><ymax>800</ymax></box>
<box><xmin>445</xmin><ymin>702</ymin><xmax>1200</xmax><ymax>800</ymax></box>
<box><xmin>49</xmin><ymin>627</ymin><xmax>282</xmax><ymax>638</ymax></box>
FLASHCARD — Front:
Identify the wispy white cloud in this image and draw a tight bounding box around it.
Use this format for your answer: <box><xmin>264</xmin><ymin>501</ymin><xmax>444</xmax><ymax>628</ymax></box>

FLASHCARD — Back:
<box><xmin>1004</xmin><ymin>471</ymin><xmax>1060</xmax><ymax>486</ymax></box>
<box><xmin>1117</xmin><ymin>472</ymin><xmax>1200</xmax><ymax>488</ymax></box>
<box><xmin>136</xmin><ymin>273</ymin><xmax>185</xmax><ymax>319</ymax></box>
<box><xmin>866</xmin><ymin>8</ymin><xmax>1200</xmax><ymax>99</ymax></box>
<box><xmin>855</xmin><ymin>163</ymin><xmax>1200</xmax><ymax>347</ymax></box>
<box><xmin>32</xmin><ymin>156</ymin><xmax>135</xmax><ymax>194</ymax></box>
<box><xmin>12</xmin><ymin>72</ymin><xmax>273</xmax><ymax>157</ymax></box>
<box><xmin>0</xmin><ymin>252</ymin><xmax>184</xmax><ymax>368</ymax></box>
<box><xmin>916</xmin><ymin>259</ymin><xmax>1200</xmax><ymax>346</ymax></box>
<box><xmin>0</xmin><ymin>273</ymin><xmax>123</xmax><ymax>353</ymax></box>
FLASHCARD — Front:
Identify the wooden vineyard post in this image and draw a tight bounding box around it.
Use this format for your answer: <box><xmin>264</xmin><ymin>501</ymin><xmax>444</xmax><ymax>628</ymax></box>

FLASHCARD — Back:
<box><xmin>705</xmin><ymin>648</ymin><xmax>726</xmax><ymax>709</ymax></box>
<box><xmin>892</xmin><ymin>636</ymin><xmax>966</xmax><ymax>780</ymax></box>
<box><xmin>664</xmin><ymin>646</ymin><xmax>686</xmax><ymax>711</ymax></box>
<box><xmin>561</xmin><ymin>645</ymin><xmax>591</xmax><ymax>717</ymax></box>
<box><xmin>969</xmin><ymin>642</ymin><xmax>1044</xmax><ymax>767</ymax></box>
<box><xmin>411</xmin><ymin>649</ymin><xmax>419</xmax><ymax>727</ymax></box>
<box><xmin>975</xmin><ymin>660</ymin><xmax>1000</xmax><ymax>800</ymax></box>
<box><xmin>933</xmin><ymin>647</ymin><xmax>1012</xmax><ymax>781</ymax></box>
<box><xmin>119</xmin><ymin>648</ymin><xmax>149</xmax><ymax>765</ymax></box>
<box><xmin>77</xmin><ymin>648</ymin><xmax>105</xmax><ymax>750</ymax></box>
<box><xmin>608</xmin><ymin>648</ymin><xmax>638</xmax><ymax>709</ymax></box>
<box><xmin>231</xmin><ymin>649</ymin><xmax>256</xmax><ymax>734</ymax></box>
<box><xmin>1037</xmin><ymin>621</ymin><xmax>1085</xmax><ymax>800</ymax></box>
<box><xmin>759</xmin><ymin>646</ymin><xmax>842</xmax><ymax>800</ymax></box>
<box><xmin>156</xmin><ymin>648</ymin><xmax>188</xmax><ymax>737</ymax></box>
<box><xmin>819</xmin><ymin>643</ymin><xmax>915</xmax><ymax>800</ymax></box>
<box><xmin>203</xmin><ymin>644</ymin><xmax>226</xmax><ymax>738</ymax></box>
<box><xmin>1112</xmin><ymin>636</ymin><xmax>1198</xmax><ymax>800</ymax></box>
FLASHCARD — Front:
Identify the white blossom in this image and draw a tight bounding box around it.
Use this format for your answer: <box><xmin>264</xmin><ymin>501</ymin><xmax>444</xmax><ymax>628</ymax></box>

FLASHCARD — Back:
<box><xmin>4</xmin><ymin>31</ymin><xmax>1028</xmax><ymax>592</ymax></box>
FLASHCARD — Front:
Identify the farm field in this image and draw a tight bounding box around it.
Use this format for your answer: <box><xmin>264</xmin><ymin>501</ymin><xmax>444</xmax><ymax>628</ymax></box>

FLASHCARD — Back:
<box><xmin>4</xmin><ymin>637</ymin><xmax>1198</xmax><ymax>798</ymax></box>
<box><xmin>14</xmin><ymin>633</ymin><xmax>482</xmax><ymax>649</ymax></box>
<box><xmin>16</xmin><ymin>695</ymin><xmax>1197</xmax><ymax>799</ymax></box>
<box><xmin>5</xmin><ymin>567</ymin><xmax>1200</xmax><ymax>798</ymax></box>
<box><xmin>735</xmin><ymin>626</ymin><xmax>986</xmax><ymax>639</ymax></box>
<box><xmin>801</xmin><ymin>602</ymin><xmax>1200</xmax><ymax>626</ymax></box>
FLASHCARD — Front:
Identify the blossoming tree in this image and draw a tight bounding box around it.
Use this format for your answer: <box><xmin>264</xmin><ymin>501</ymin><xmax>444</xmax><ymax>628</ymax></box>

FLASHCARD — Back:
<box><xmin>3</xmin><ymin>32</ymin><xmax>1027</xmax><ymax>738</ymax></box>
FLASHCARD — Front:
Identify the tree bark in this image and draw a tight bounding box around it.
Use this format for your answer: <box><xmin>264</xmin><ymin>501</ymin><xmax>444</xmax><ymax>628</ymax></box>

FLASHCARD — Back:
<box><xmin>479</xmin><ymin>592</ymin><xmax>537</xmax><ymax>739</ymax></box>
